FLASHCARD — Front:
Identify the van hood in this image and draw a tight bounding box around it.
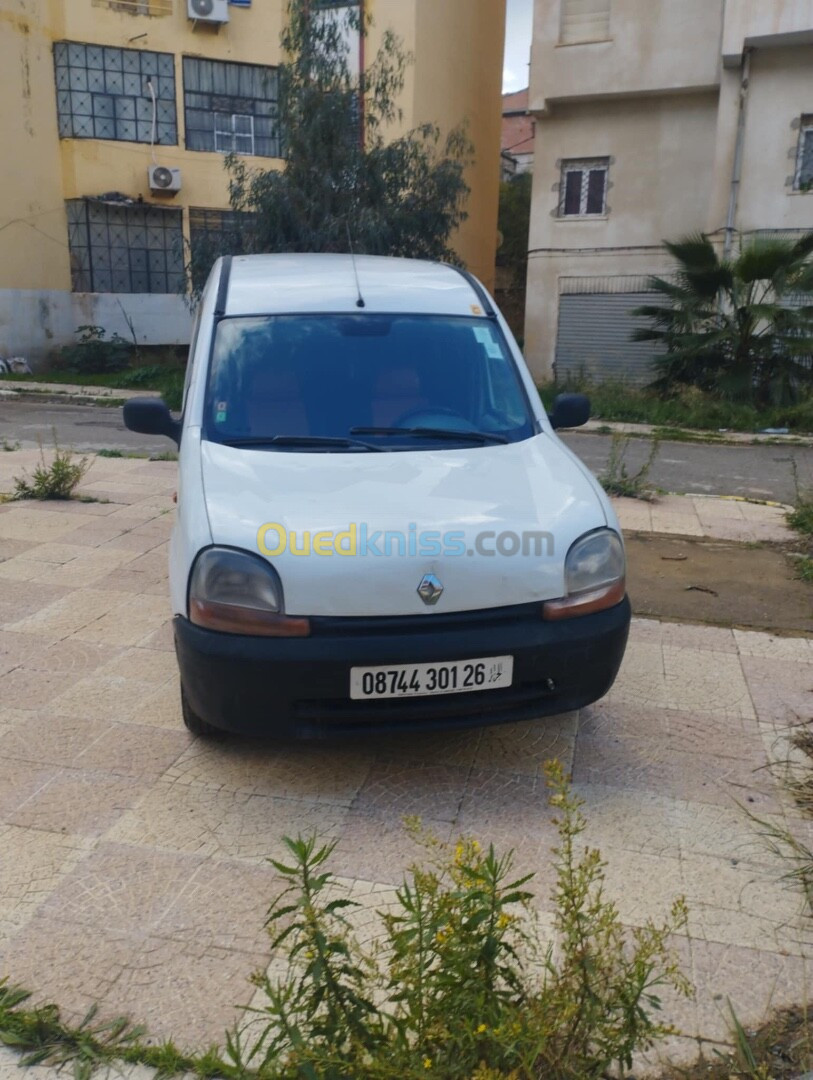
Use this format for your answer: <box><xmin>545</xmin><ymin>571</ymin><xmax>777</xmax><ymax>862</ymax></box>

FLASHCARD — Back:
<box><xmin>199</xmin><ymin>435</ymin><xmax>608</xmax><ymax>617</ymax></box>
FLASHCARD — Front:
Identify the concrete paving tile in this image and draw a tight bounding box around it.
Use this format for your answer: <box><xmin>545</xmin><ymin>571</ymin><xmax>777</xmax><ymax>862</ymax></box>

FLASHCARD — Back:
<box><xmin>331</xmin><ymin>811</ymin><xmax>454</xmax><ymax>886</ymax></box>
<box><xmin>649</xmin><ymin>511</ymin><xmax>705</xmax><ymax>536</ymax></box>
<box><xmin>469</xmin><ymin>713</ymin><xmax>577</xmax><ymax>776</ymax></box>
<box><xmin>0</xmin><ymin>557</ymin><xmax>61</xmax><ymax>583</ymax></box>
<box><xmin>37</xmin><ymin>843</ymin><xmax>209</xmax><ymax>935</ymax></box>
<box><xmin>690</xmin><ymin>940</ymin><xmax>810</xmax><ymax>1044</ymax></box>
<box><xmin>0</xmin><ymin>826</ymin><xmax>91</xmax><ymax>947</ymax></box>
<box><xmin>71</xmin><ymin>595</ymin><xmax>172</xmax><ymax>647</ymax></box>
<box><xmin>25</xmin><ymin>542</ymin><xmax>96</xmax><ymax>565</ymax></box>
<box><xmin>167</xmin><ymin>740</ymin><xmax>372</xmax><ymax>807</ymax></box>
<box><xmin>682</xmin><ymin>852</ymin><xmax>810</xmax><ymax>953</ymax></box>
<box><xmin>48</xmin><ymin>673</ymin><xmax>159</xmax><ymax>723</ymax></box>
<box><xmin>662</xmin><ymin>647</ymin><xmax>755</xmax><ymax>719</ymax></box>
<box><xmin>0</xmin><ymin>917</ymin><xmax>134</xmax><ymax>1025</ymax></box>
<box><xmin>108</xmin><ymin>935</ymin><xmax>258</xmax><ymax>1046</ymax></box>
<box><xmin>0</xmin><ymin>629</ymin><xmax>37</xmax><ymax>675</ymax></box>
<box><xmin>0</xmin><ymin>507</ymin><xmax>88</xmax><ymax>542</ymax></box>
<box><xmin>0</xmin><ymin>580</ymin><xmax>72</xmax><ymax>626</ymax></box>
<box><xmin>21</xmin><ymin>637</ymin><xmax>122</xmax><ymax>675</ymax></box>
<box><xmin>73</xmin><ymin>722</ymin><xmax>190</xmax><ymax>778</ymax></box>
<box><xmin>659</xmin><ymin>622</ymin><xmax>738</xmax><ymax>653</ymax></box>
<box><xmin>605</xmin><ymin>640</ymin><xmax>668</xmax><ymax>710</ymax></box>
<box><xmin>6</xmin><ymin>589</ymin><xmax>128</xmax><ymax>641</ymax></box>
<box><xmin>600</xmin><ymin>847</ymin><xmax>686</xmax><ymax>927</ymax></box>
<box><xmin>106</xmin><ymin>780</ymin><xmax>348</xmax><ymax>863</ymax></box>
<box><xmin>362</xmin><ymin>725</ymin><xmax>483</xmax><ymax>768</ymax></box>
<box><xmin>8</xmin><ymin>768</ymin><xmax>151</xmax><ymax>838</ymax></box>
<box><xmin>127</xmin><ymin>682</ymin><xmax>182</xmax><ymax>729</ymax></box>
<box><xmin>0</xmin><ymin>714</ymin><xmax>110</xmax><ymax>769</ymax></box>
<box><xmin>30</xmin><ymin>548</ymin><xmax>139</xmax><ymax>589</ymax></box>
<box><xmin>93</xmin><ymin>568</ymin><xmax>168</xmax><ymax>595</ymax></box>
<box><xmin>572</xmin><ymin>730</ymin><xmax>778</xmax><ymax>810</ymax></box>
<box><xmin>734</xmin><ymin>629</ymin><xmax>813</xmax><ymax>662</ymax></box>
<box><xmin>100</xmin><ymin>531</ymin><xmax>168</xmax><ymax>554</ymax></box>
<box><xmin>0</xmin><ymin>758</ymin><xmax>56</xmax><ymax>819</ymax></box>
<box><xmin>577</xmin><ymin>698</ymin><xmax>672</xmax><ymax>740</ymax></box>
<box><xmin>352</xmin><ymin>761</ymin><xmax>470</xmax><ymax>822</ymax></box>
<box><xmin>57</xmin><ymin>520</ymin><xmax>131</xmax><ymax>547</ymax></box>
<box><xmin>135</xmin><ymin>620</ymin><xmax>175</xmax><ymax>651</ymax></box>
<box><xmin>0</xmin><ymin>537</ymin><xmax>30</xmax><ymax>562</ymax></box>
<box><xmin>154</xmin><ymin>857</ymin><xmax>278</xmax><ymax>954</ymax></box>
<box><xmin>96</xmin><ymin>648</ymin><xmax>176</xmax><ymax>687</ymax></box>
<box><xmin>0</xmin><ymin>666</ymin><xmax>86</xmax><ymax>710</ymax></box>
<box><xmin>742</xmin><ymin>656</ymin><xmax>813</xmax><ymax>727</ymax></box>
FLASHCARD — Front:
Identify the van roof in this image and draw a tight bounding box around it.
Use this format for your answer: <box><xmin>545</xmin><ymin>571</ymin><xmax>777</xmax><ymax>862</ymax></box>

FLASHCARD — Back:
<box><xmin>218</xmin><ymin>254</ymin><xmax>491</xmax><ymax>319</ymax></box>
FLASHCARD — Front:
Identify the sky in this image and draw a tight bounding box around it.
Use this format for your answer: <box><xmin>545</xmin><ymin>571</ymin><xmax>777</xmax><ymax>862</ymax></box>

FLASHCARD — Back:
<box><xmin>503</xmin><ymin>0</ymin><xmax>534</xmax><ymax>94</ymax></box>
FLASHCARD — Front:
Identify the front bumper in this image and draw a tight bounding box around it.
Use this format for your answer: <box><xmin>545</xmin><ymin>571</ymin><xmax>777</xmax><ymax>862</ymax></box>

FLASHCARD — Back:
<box><xmin>174</xmin><ymin>597</ymin><xmax>631</xmax><ymax>738</ymax></box>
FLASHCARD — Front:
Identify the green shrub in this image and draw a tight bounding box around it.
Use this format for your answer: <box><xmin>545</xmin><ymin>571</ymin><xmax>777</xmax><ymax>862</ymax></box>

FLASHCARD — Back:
<box><xmin>12</xmin><ymin>440</ymin><xmax>90</xmax><ymax>500</ymax></box>
<box><xmin>59</xmin><ymin>325</ymin><xmax>132</xmax><ymax>376</ymax></box>
<box><xmin>232</xmin><ymin>761</ymin><xmax>689</xmax><ymax>1080</ymax></box>
<box><xmin>599</xmin><ymin>433</ymin><xmax>660</xmax><ymax>500</ymax></box>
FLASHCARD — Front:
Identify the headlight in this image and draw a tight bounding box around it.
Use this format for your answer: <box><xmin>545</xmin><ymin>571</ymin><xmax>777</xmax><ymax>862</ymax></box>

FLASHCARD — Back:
<box><xmin>543</xmin><ymin>529</ymin><xmax>626</xmax><ymax>621</ymax></box>
<box><xmin>188</xmin><ymin>547</ymin><xmax>310</xmax><ymax>637</ymax></box>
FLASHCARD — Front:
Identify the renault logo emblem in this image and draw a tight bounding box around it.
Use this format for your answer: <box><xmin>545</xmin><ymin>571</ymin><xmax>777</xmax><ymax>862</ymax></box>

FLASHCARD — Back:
<box><xmin>417</xmin><ymin>573</ymin><xmax>444</xmax><ymax>606</ymax></box>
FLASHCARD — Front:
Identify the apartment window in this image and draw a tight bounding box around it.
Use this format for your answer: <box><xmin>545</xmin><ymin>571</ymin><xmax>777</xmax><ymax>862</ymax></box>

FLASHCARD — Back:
<box><xmin>312</xmin><ymin>0</ymin><xmax>361</xmax><ymax>78</ymax></box>
<box><xmin>189</xmin><ymin>207</ymin><xmax>255</xmax><ymax>289</ymax></box>
<box><xmin>560</xmin><ymin>0</ymin><xmax>611</xmax><ymax>44</ymax></box>
<box><xmin>54</xmin><ymin>42</ymin><xmax>177</xmax><ymax>143</ymax></box>
<box><xmin>66</xmin><ymin>199</ymin><xmax>184</xmax><ymax>294</ymax></box>
<box><xmin>795</xmin><ymin>117</ymin><xmax>813</xmax><ymax>191</ymax></box>
<box><xmin>91</xmin><ymin>0</ymin><xmax>173</xmax><ymax>15</ymax></box>
<box><xmin>560</xmin><ymin>159</ymin><xmax>609</xmax><ymax>217</ymax></box>
<box><xmin>183</xmin><ymin>57</ymin><xmax>280</xmax><ymax>158</ymax></box>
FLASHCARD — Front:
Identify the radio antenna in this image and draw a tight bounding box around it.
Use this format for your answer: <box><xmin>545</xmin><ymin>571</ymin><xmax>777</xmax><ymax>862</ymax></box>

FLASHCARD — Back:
<box><xmin>345</xmin><ymin>222</ymin><xmax>366</xmax><ymax>308</ymax></box>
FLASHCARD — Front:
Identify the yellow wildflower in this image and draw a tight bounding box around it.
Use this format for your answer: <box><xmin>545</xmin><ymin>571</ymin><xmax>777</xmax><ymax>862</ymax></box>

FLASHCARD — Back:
<box><xmin>476</xmin><ymin>1023</ymin><xmax>488</xmax><ymax>1034</ymax></box>
<box><xmin>423</xmin><ymin>1058</ymin><xmax>432</xmax><ymax>1070</ymax></box>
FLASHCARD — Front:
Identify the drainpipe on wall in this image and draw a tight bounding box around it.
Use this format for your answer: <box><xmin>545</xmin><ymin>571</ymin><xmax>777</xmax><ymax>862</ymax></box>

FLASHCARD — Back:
<box><xmin>723</xmin><ymin>47</ymin><xmax>752</xmax><ymax>261</ymax></box>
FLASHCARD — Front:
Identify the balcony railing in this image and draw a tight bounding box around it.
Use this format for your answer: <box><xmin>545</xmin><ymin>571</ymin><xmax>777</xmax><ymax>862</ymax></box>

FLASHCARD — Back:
<box><xmin>92</xmin><ymin>0</ymin><xmax>173</xmax><ymax>16</ymax></box>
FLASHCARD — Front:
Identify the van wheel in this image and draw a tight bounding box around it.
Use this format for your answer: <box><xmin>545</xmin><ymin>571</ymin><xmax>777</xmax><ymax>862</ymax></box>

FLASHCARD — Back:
<box><xmin>181</xmin><ymin>684</ymin><xmax>222</xmax><ymax>738</ymax></box>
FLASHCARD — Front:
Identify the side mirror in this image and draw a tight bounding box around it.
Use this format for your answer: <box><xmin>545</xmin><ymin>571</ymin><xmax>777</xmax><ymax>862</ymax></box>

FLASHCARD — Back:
<box><xmin>123</xmin><ymin>398</ymin><xmax>181</xmax><ymax>445</ymax></box>
<box><xmin>549</xmin><ymin>393</ymin><xmax>590</xmax><ymax>430</ymax></box>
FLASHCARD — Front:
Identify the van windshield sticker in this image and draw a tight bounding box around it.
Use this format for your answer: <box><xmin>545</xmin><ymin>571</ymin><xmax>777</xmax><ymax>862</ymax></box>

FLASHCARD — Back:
<box><xmin>216</xmin><ymin>402</ymin><xmax>228</xmax><ymax>423</ymax></box>
<box><xmin>472</xmin><ymin>326</ymin><xmax>503</xmax><ymax>359</ymax></box>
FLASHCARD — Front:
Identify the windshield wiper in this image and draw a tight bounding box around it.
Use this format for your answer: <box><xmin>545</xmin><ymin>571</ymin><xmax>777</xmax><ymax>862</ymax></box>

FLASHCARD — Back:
<box><xmin>351</xmin><ymin>426</ymin><xmax>508</xmax><ymax>445</ymax></box>
<box><xmin>220</xmin><ymin>435</ymin><xmax>387</xmax><ymax>452</ymax></box>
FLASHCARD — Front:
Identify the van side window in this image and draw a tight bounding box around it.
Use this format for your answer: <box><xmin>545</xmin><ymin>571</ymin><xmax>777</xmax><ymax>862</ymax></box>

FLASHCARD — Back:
<box><xmin>182</xmin><ymin>303</ymin><xmax>203</xmax><ymax>414</ymax></box>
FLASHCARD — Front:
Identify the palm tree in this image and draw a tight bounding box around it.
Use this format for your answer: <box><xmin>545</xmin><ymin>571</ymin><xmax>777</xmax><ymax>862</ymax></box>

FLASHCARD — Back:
<box><xmin>633</xmin><ymin>232</ymin><xmax>813</xmax><ymax>406</ymax></box>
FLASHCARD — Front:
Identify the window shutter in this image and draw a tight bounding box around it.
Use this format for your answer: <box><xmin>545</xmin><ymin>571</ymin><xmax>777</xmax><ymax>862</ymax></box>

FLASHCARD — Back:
<box><xmin>560</xmin><ymin>0</ymin><xmax>611</xmax><ymax>44</ymax></box>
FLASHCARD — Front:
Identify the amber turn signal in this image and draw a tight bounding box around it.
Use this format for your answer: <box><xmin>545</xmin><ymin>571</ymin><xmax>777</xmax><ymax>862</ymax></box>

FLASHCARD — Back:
<box><xmin>542</xmin><ymin>579</ymin><xmax>626</xmax><ymax>621</ymax></box>
<box><xmin>190</xmin><ymin>598</ymin><xmax>311</xmax><ymax>637</ymax></box>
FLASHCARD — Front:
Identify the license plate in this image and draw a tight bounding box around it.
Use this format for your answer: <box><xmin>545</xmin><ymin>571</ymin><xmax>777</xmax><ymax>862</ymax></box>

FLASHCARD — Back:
<box><xmin>350</xmin><ymin>655</ymin><xmax>513</xmax><ymax>701</ymax></box>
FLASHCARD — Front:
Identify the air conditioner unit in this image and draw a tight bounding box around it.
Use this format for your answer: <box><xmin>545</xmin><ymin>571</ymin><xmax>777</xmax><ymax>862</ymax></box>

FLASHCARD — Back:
<box><xmin>148</xmin><ymin>165</ymin><xmax>182</xmax><ymax>194</ymax></box>
<box><xmin>187</xmin><ymin>0</ymin><xmax>229</xmax><ymax>24</ymax></box>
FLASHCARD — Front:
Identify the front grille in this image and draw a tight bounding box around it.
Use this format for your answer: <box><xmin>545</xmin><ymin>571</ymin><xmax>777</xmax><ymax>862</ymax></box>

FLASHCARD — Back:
<box><xmin>308</xmin><ymin>601</ymin><xmax>543</xmax><ymax>638</ymax></box>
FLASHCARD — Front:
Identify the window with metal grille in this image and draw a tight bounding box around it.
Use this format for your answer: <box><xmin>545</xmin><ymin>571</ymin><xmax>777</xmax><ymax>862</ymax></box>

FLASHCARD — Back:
<box><xmin>66</xmin><ymin>199</ymin><xmax>185</xmax><ymax>294</ymax></box>
<box><xmin>54</xmin><ymin>41</ymin><xmax>177</xmax><ymax>144</ymax></box>
<box><xmin>795</xmin><ymin>117</ymin><xmax>813</xmax><ymax>192</ymax></box>
<box><xmin>560</xmin><ymin>159</ymin><xmax>609</xmax><ymax>217</ymax></box>
<box><xmin>560</xmin><ymin>0</ymin><xmax>611</xmax><ymax>44</ymax></box>
<box><xmin>189</xmin><ymin>207</ymin><xmax>255</xmax><ymax>289</ymax></box>
<box><xmin>311</xmin><ymin>0</ymin><xmax>361</xmax><ymax>77</ymax></box>
<box><xmin>183</xmin><ymin>57</ymin><xmax>280</xmax><ymax>158</ymax></box>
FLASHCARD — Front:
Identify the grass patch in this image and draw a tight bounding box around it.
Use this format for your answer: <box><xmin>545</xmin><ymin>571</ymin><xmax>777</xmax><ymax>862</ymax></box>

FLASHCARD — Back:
<box><xmin>539</xmin><ymin>379</ymin><xmax>813</xmax><ymax>435</ymax></box>
<box><xmin>0</xmin><ymin>360</ymin><xmax>185</xmax><ymax>411</ymax></box>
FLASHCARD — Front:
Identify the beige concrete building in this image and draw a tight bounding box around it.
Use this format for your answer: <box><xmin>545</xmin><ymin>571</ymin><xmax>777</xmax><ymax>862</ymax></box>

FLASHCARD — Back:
<box><xmin>0</xmin><ymin>0</ymin><xmax>505</xmax><ymax>364</ymax></box>
<box><xmin>524</xmin><ymin>0</ymin><xmax>813</xmax><ymax>384</ymax></box>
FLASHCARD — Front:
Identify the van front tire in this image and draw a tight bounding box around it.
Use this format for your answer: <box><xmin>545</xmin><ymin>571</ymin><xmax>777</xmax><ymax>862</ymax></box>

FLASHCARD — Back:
<box><xmin>181</xmin><ymin>683</ymin><xmax>222</xmax><ymax>738</ymax></box>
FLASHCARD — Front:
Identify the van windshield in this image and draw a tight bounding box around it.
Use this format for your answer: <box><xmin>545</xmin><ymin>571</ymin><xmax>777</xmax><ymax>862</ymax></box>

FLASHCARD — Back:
<box><xmin>203</xmin><ymin>314</ymin><xmax>536</xmax><ymax>451</ymax></box>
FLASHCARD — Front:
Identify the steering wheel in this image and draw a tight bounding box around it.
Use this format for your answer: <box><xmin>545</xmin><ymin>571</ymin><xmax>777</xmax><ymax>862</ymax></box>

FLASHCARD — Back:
<box><xmin>392</xmin><ymin>406</ymin><xmax>476</xmax><ymax>431</ymax></box>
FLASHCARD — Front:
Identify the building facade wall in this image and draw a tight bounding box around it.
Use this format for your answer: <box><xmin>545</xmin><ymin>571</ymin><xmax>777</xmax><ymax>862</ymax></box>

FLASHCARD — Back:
<box><xmin>525</xmin><ymin>0</ymin><xmax>813</xmax><ymax>384</ymax></box>
<box><xmin>0</xmin><ymin>0</ymin><xmax>504</xmax><ymax>363</ymax></box>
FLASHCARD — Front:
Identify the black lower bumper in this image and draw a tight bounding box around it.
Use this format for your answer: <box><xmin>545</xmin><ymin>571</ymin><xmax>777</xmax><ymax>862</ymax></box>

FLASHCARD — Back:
<box><xmin>174</xmin><ymin>597</ymin><xmax>631</xmax><ymax>738</ymax></box>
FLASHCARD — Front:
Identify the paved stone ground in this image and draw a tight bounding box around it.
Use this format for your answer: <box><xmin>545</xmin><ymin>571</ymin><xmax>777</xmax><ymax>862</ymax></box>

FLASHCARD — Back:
<box><xmin>0</xmin><ymin>451</ymin><xmax>811</xmax><ymax>1074</ymax></box>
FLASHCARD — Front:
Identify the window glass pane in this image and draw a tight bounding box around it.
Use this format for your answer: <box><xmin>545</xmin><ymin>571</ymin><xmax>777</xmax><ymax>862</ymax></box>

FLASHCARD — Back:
<box><xmin>54</xmin><ymin>41</ymin><xmax>176</xmax><ymax>144</ymax></box>
<box><xmin>563</xmin><ymin>171</ymin><xmax>582</xmax><ymax>215</ymax></box>
<box><xmin>183</xmin><ymin>56</ymin><xmax>279</xmax><ymax>158</ymax></box>
<box><xmin>586</xmin><ymin>168</ymin><xmax>606</xmax><ymax>214</ymax></box>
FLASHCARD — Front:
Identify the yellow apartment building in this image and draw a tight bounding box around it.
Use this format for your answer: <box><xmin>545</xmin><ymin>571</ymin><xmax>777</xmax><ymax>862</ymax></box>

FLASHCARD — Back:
<box><xmin>0</xmin><ymin>0</ymin><xmax>505</xmax><ymax>364</ymax></box>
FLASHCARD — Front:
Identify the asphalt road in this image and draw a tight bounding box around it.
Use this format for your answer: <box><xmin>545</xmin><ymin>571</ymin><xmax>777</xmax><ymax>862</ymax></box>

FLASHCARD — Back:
<box><xmin>2</xmin><ymin>398</ymin><xmax>813</xmax><ymax>503</ymax></box>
